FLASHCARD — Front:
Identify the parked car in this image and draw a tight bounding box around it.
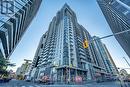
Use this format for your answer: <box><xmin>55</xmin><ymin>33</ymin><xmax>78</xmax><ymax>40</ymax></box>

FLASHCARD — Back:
<box><xmin>0</xmin><ymin>78</ymin><xmax>11</xmax><ymax>83</ymax></box>
<box><xmin>38</xmin><ymin>76</ymin><xmax>54</xmax><ymax>84</ymax></box>
<box><xmin>0</xmin><ymin>78</ymin><xmax>3</xmax><ymax>83</ymax></box>
<box><xmin>124</xmin><ymin>78</ymin><xmax>130</xmax><ymax>82</ymax></box>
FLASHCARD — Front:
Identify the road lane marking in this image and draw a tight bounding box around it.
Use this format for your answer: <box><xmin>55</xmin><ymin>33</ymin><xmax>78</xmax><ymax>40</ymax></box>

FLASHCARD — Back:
<box><xmin>29</xmin><ymin>86</ymin><xmax>34</xmax><ymax>87</ymax></box>
<box><xmin>29</xmin><ymin>85</ymin><xmax>35</xmax><ymax>87</ymax></box>
<box><xmin>34</xmin><ymin>85</ymin><xmax>41</xmax><ymax>87</ymax></box>
<box><xmin>21</xmin><ymin>86</ymin><xmax>26</xmax><ymax>87</ymax></box>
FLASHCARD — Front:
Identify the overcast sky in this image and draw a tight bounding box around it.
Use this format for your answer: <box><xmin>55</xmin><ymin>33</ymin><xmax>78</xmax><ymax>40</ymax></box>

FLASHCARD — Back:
<box><xmin>9</xmin><ymin>0</ymin><xmax>130</xmax><ymax>73</ymax></box>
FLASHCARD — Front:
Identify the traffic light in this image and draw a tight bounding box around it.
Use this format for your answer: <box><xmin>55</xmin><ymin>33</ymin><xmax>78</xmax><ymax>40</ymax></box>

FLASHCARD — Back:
<box><xmin>83</xmin><ymin>39</ymin><xmax>89</xmax><ymax>48</ymax></box>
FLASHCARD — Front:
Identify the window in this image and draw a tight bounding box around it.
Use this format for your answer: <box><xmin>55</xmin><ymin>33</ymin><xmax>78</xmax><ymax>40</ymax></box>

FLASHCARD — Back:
<box><xmin>126</xmin><ymin>12</ymin><xmax>130</xmax><ymax>19</ymax></box>
<box><xmin>41</xmin><ymin>44</ymin><xmax>43</xmax><ymax>48</ymax></box>
<box><xmin>71</xmin><ymin>59</ymin><xmax>74</xmax><ymax>66</ymax></box>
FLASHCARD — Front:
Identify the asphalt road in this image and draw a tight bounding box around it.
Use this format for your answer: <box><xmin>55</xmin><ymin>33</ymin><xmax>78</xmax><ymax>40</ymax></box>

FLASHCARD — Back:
<box><xmin>0</xmin><ymin>79</ymin><xmax>130</xmax><ymax>87</ymax></box>
<box><xmin>0</xmin><ymin>79</ymin><xmax>86</xmax><ymax>87</ymax></box>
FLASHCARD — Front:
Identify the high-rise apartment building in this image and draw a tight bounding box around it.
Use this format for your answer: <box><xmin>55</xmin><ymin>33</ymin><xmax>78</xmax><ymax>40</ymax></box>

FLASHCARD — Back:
<box><xmin>30</xmin><ymin>4</ymin><xmax>118</xmax><ymax>83</ymax></box>
<box><xmin>90</xmin><ymin>36</ymin><xmax>118</xmax><ymax>79</ymax></box>
<box><xmin>30</xmin><ymin>33</ymin><xmax>48</xmax><ymax>79</ymax></box>
<box><xmin>97</xmin><ymin>0</ymin><xmax>130</xmax><ymax>58</ymax></box>
<box><xmin>30</xmin><ymin>4</ymin><xmax>94</xmax><ymax>82</ymax></box>
<box><xmin>0</xmin><ymin>0</ymin><xmax>42</xmax><ymax>58</ymax></box>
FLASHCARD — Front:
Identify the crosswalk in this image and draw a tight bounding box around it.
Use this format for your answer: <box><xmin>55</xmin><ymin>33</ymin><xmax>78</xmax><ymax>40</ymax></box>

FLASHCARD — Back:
<box><xmin>1</xmin><ymin>81</ymin><xmax>128</xmax><ymax>87</ymax></box>
<box><xmin>21</xmin><ymin>85</ymin><xmax>87</xmax><ymax>87</ymax></box>
<box><xmin>0</xmin><ymin>84</ymin><xmax>87</xmax><ymax>87</ymax></box>
<box><xmin>0</xmin><ymin>85</ymin><xmax>42</xmax><ymax>87</ymax></box>
<box><xmin>21</xmin><ymin>85</ymin><xmax>41</xmax><ymax>87</ymax></box>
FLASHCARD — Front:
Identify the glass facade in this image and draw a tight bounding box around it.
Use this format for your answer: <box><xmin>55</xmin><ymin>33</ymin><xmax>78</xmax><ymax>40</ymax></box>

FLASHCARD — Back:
<box><xmin>97</xmin><ymin>0</ymin><xmax>130</xmax><ymax>58</ymax></box>
<box><xmin>30</xmin><ymin>4</ymin><xmax>93</xmax><ymax>82</ymax></box>
<box><xmin>89</xmin><ymin>36</ymin><xmax>118</xmax><ymax>81</ymax></box>
<box><xmin>91</xmin><ymin>36</ymin><xmax>118</xmax><ymax>74</ymax></box>
<box><xmin>0</xmin><ymin>0</ymin><xmax>42</xmax><ymax>58</ymax></box>
<box><xmin>30</xmin><ymin>3</ymin><xmax>118</xmax><ymax>83</ymax></box>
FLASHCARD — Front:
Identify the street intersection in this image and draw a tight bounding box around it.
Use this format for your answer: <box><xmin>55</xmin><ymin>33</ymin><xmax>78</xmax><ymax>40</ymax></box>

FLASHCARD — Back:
<box><xmin>0</xmin><ymin>79</ymin><xmax>130</xmax><ymax>87</ymax></box>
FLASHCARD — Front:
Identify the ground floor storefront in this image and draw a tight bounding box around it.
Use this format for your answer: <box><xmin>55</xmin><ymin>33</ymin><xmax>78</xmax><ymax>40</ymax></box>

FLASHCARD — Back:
<box><xmin>56</xmin><ymin>66</ymin><xmax>88</xmax><ymax>84</ymax></box>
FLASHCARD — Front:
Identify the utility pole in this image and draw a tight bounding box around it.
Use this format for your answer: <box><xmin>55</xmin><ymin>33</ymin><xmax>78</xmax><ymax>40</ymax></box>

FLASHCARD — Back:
<box><xmin>24</xmin><ymin>59</ymin><xmax>32</xmax><ymax>64</ymax></box>
<box><xmin>90</xmin><ymin>29</ymin><xmax>130</xmax><ymax>43</ymax></box>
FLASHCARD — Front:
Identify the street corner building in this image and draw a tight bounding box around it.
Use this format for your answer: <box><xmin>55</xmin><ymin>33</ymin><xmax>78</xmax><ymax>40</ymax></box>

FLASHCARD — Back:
<box><xmin>0</xmin><ymin>0</ymin><xmax>42</xmax><ymax>59</ymax></box>
<box><xmin>90</xmin><ymin>36</ymin><xmax>119</xmax><ymax>81</ymax></box>
<box><xmin>97</xmin><ymin>0</ymin><xmax>130</xmax><ymax>58</ymax></box>
<box><xmin>29</xmin><ymin>4</ymin><xmax>118</xmax><ymax>83</ymax></box>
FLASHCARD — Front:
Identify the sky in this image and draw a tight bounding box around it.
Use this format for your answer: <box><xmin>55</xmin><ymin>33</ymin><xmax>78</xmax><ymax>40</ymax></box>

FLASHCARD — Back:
<box><xmin>9</xmin><ymin>0</ymin><xmax>130</xmax><ymax>74</ymax></box>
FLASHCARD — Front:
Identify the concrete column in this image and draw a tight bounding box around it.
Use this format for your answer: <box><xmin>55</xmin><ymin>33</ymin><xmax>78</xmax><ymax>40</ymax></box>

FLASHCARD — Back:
<box><xmin>76</xmin><ymin>69</ymin><xmax>77</xmax><ymax>76</ymax></box>
<box><xmin>62</xmin><ymin>68</ymin><xmax>63</xmax><ymax>82</ymax></box>
<box><xmin>69</xmin><ymin>68</ymin><xmax>70</xmax><ymax>82</ymax></box>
